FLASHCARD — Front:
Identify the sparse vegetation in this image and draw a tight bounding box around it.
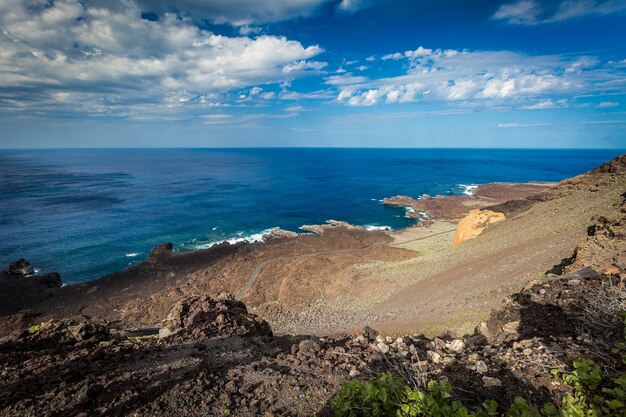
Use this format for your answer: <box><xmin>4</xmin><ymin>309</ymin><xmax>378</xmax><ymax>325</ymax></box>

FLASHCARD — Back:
<box><xmin>331</xmin><ymin>312</ymin><xmax>626</xmax><ymax>417</ymax></box>
<box><xmin>27</xmin><ymin>323</ymin><xmax>43</xmax><ymax>334</ymax></box>
<box><xmin>332</xmin><ymin>362</ymin><xmax>625</xmax><ymax>417</ymax></box>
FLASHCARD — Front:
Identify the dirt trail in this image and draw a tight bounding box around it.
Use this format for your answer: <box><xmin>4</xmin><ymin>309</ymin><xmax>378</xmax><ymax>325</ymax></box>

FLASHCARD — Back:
<box><xmin>235</xmin><ymin>228</ymin><xmax>457</xmax><ymax>300</ymax></box>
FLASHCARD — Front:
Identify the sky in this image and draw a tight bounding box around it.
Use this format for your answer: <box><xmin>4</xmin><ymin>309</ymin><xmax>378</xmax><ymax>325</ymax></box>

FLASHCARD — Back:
<box><xmin>1</xmin><ymin>0</ymin><xmax>626</xmax><ymax>148</ymax></box>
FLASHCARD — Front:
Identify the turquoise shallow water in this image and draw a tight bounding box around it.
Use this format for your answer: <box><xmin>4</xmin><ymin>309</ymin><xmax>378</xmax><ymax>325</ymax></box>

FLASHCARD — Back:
<box><xmin>0</xmin><ymin>148</ymin><xmax>622</xmax><ymax>284</ymax></box>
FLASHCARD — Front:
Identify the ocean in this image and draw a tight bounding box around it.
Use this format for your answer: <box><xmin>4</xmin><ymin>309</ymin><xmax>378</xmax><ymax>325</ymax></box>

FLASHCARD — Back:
<box><xmin>1</xmin><ymin>148</ymin><xmax>622</xmax><ymax>284</ymax></box>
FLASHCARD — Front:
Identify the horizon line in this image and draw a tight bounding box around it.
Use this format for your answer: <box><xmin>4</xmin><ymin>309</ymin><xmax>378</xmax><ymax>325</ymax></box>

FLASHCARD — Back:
<box><xmin>1</xmin><ymin>147</ymin><xmax>625</xmax><ymax>151</ymax></box>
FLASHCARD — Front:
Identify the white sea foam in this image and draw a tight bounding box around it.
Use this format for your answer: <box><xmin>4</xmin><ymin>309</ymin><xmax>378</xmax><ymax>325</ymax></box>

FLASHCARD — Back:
<box><xmin>364</xmin><ymin>225</ymin><xmax>392</xmax><ymax>231</ymax></box>
<box><xmin>405</xmin><ymin>206</ymin><xmax>415</xmax><ymax>213</ymax></box>
<box><xmin>212</xmin><ymin>226</ymin><xmax>219</xmax><ymax>230</ymax></box>
<box><xmin>458</xmin><ymin>184</ymin><xmax>478</xmax><ymax>196</ymax></box>
<box><xmin>34</xmin><ymin>268</ymin><xmax>41</xmax><ymax>274</ymax></box>
<box><xmin>192</xmin><ymin>227</ymin><xmax>280</xmax><ymax>250</ymax></box>
<box><xmin>125</xmin><ymin>253</ymin><xmax>140</xmax><ymax>257</ymax></box>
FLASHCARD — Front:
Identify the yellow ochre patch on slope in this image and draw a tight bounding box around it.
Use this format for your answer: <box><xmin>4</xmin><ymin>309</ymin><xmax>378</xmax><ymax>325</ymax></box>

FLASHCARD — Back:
<box><xmin>452</xmin><ymin>209</ymin><xmax>506</xmax><ymax>245</ymax></box>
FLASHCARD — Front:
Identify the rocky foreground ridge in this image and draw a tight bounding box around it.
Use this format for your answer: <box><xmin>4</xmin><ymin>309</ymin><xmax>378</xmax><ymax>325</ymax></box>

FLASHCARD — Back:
<box><xmin>1</xmin><ymin>154</ymin><xmax>625</xmax><ymax>416</ymax></box>
<box><xmin>0</xmin><ymin>265</ymin><xmax>624</xmax><ymax>416</ymax></box>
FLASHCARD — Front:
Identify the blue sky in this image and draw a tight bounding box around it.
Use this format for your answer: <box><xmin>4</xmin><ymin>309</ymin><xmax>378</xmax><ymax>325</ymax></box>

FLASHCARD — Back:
<box><xmin>1</xmin><ymin>0</ymin><xmax>625</xmax><ymax>148</ymax></box>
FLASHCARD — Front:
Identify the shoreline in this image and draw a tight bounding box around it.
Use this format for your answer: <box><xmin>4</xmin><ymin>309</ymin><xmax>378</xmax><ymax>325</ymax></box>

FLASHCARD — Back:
<box><xmin>125</xmin><ymin>180</ymin><xmax>557</xmax><ymax>272</ymax></box>
<box><xmin>1</xmin><ymin>151</ymin><xmax>625</xmax><ymax>342</ymax></box>
<box><xmin>0</xmin><ymin>179</ymin><xmax>559</xmax><ymax>338</ymax></box>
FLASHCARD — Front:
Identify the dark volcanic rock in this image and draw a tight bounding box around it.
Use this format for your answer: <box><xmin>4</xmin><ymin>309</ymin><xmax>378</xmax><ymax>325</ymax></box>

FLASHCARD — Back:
<box><xmin>7</xmin><ymin>259</ymin><xmax>35</xmax><ymax>276</ymax></box>
<box><xmin>36</xmin><ymin>272</ymin><xmax>62</xmax><ymax>288</ymax></box>
<box><xmin>0</xmin><ymin>269</ymin><xmax>624</xmax><ymax>417</ymax></box>
<box><xmin>148</xmin><ymin>242</ymin><xmax>174</xmax><ymax>263</ymax></box>
<box><xmin>159</xmin><ymin>295</ymin><xmax>272</xmax><ymax>340</ymax></box>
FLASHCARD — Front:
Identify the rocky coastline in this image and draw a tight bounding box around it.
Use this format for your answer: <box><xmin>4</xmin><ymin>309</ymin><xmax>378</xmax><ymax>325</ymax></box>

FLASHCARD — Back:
<box><xmin>1</xmin><ymin>154</ymin><xmax>625</xmax><ymax>416</ymax></box>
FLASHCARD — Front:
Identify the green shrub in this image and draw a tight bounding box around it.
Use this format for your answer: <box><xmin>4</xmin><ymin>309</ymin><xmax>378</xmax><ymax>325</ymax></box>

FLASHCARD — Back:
<box><xmin>332</xmin><ymin>310</ymin><xmax>626</xmax><ymax>417</ymax></box>
<box><xmin>332</xmin><ymin>362</ymin><xmax>625</xmax><ymax>417</ymax></box>
<box><xmin>332</xmin><ymin>372</ymin><xmax>498</xmax><ymax>417</ymax></box>
<box><xmin>331</xmin><ymin>372</ymin><xmax>406</xmax><ymax>417</ymax></box>
<box><xmin>27</xmin><ymin>323</ymin><xmax>43</xmax><ymax>334</ymax></box>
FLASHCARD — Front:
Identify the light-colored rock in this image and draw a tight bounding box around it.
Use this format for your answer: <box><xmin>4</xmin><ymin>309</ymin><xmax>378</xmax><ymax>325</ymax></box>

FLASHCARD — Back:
<box><xmin>482</xmin><ymin>376</ymin><xmax>502</xmax><ymax>387</ymax></box>
<box><xmin>475</xmin><ymin>361</ymin><xmax>488</xmax><ymax>374</ymax></box>
<box><xmin>502</xmin><ymin>321</ymin><xmax>520</xmax><ymax>333</ymax></box>
<box><xmin>427</xmin><ymin>351</ymin><xmax>442</xmax><ymax>364</ymax></box>
<box><xmin>158</xmin><ymin>327</ymin><xmax>173</xmax><ymax>339</ymax></box>
<box><xmin>262</xmin><ymin>228</ymin><xmax>299</xmax><ymax>242</ymax></box>
<box><xmin>397</xmin><ymin>350</ymin><xmax>411</xmax><ymax>359</ymax></box>
<box><xmin>520</xmin><ymin>339</ymin><xmax>533</xmax><ymax>348</ymax></box>
<box><xmin>448</xmin><ymin>339</ymin><xmax>465</xmax><ymax>354</ymax></box>
<box><xmin>300</xmin><ymin>220</ymin><xmax>363</xmax><ymax>234</ymax></box>
<box><xmin>376</xmin><ymin>342</ymin><xmax>390</xmax><ymax>354</ymax></box>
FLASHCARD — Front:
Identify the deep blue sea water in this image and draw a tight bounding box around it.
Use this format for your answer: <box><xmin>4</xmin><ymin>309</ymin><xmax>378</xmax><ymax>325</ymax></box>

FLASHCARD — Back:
<box><xmin>1</xmin><ymin>148</ymin><xmax>623</xmax><ymax>284</ymax></box>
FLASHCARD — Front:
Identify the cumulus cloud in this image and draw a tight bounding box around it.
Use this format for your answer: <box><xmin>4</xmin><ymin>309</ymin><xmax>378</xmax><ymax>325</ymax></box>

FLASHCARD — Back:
<box><xmin>0</xmin><ymin>0</ymin><xmax>325</xmax><ymax>118</ymax></box>
<box><xmin>335</xmin><ymin>46</ymin><xmax>624</xmax><ymax>108</ymax></box>
<box><xmin>493</xmin><ymin>0</ymin><xmax>626</xmax><ymax>25</ymax></box>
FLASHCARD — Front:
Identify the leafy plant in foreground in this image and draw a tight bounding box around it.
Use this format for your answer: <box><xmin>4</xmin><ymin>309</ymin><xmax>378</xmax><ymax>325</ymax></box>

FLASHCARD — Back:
<box><xmin>332</xmin><ymin>309</ymin><xmax>626</xmax><ymax>416</ymax></box>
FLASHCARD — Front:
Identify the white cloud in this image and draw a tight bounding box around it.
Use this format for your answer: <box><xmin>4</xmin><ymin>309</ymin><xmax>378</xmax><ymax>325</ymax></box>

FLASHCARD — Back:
<box><xmin>238</xmin><ymin>25</ymin><xmax>263</xmax><ymax>35</ymax></box>
<box><xmin>521</xmin><ymin>99</ymin><xmax>569</xmax><ymax>110</ymax></box>
<box><xmin>596</xmin><ymin>101</ymin><xmax>619</xmax><ymax>108</ymax></box>
<box><xmin>282</xmin><ymin>60</ymin><xmax>327</xmax><ymax>73</ymax></box>
<box><xmin>325</xmin><ymin>74</ymin><xmax>369</xmax><ymax>86</ymax></box>
<box><xmin>336</xmin><ymin>0</ymin><xmax>382</xmax><ymax>13</ymax></box>
<box><xmin>249</xmin><ymin>87</ymin><xmax>263</xmax><ymax>96</ymax></box>
<box><xmin>381</xmin><ymin>52</ymin><xmax>403</xmax><ymax>61</ymax></box>
<box><xmin>0</xmin><ymin>0</ymin><xmax>325</xmax><ymax>117</ymax></box>
<box><xmin>493</xmin><ymin>0</ymin><xmax>541</xmax><ymax>24</ymax></box>
<box><xmin>279</xmin><ymin>90</ymin><xmax>334</xmax><ymax>100</ymax></box>
<box><xmin>334</xmin><ymin>46</ymin><xmax>624</xmax><ymax>107</ymax></box>
<box><xmin>497</xmin><ymin>122</ymin><xmax>551</xmax><ymax>128</ymax></box>
<box><xmin>493</xmin><ymin>0</ymin><xmax>626</xmax><ymax>25</ymax></box>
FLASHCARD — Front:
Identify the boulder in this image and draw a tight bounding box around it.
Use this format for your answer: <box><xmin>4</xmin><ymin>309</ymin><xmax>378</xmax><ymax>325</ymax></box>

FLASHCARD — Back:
<box><xmin>159</xmin><ymin>295</ymin><xmax>272</xmax><ymax>340</ymax></box>
<box><xmin>8</xmin><ymin>258</ymin><xmax>35</xmax><ymax>276</ymax></box>
<box><xmin>37</xmin><ymin>272</ymin><xmax>62</xmax><ymax>288</ymax></box>
<box><xmin>148</xmin><ymin>242</ymin><xmax>174</xmax><ymax>263</ymax></box>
